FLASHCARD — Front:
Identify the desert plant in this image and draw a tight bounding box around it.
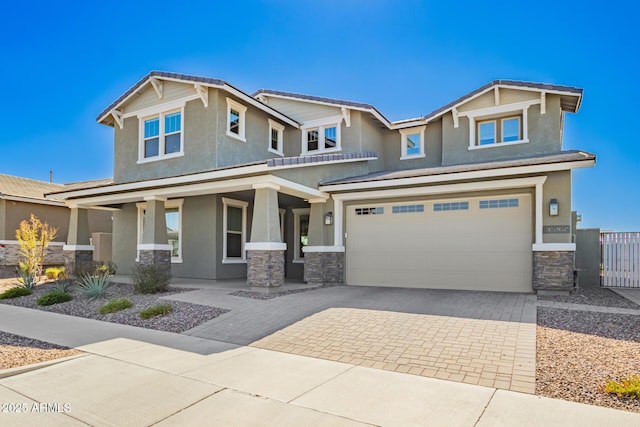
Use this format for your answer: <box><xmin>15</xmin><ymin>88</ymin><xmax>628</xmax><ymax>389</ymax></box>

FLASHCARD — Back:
<box><xmin>52</xmin><ymin>279</ymin><xmax>74</xmax><ymax>293</ymax></box>
<box><xmin>132</xmin><ymin>264</ymin><xmax>171</xmax><ymax>294</ymax></box>
<box><xmin>36</xmin><ymin>290</ymin><xmax>72</xmax><ymax>306</ymax></box>
<box><xmin>45</xmin><ymin>266</ymin><xmax>66</xmax><ymax>280</ymax></box>
<box><xmin>15</xmin><ymin>214</ymin><xmax>57</xmax><ymax>280</ymax></box>
<box><xmin>99</xmin><ymin>298</ymin><xmax>133</xmax><ymax>314</ymax></box>
<box><xmin>0</xmin><ymin>286</ymin><xmax>32</xmax><ymax>299</ymax></box>
<box><xmin>605</xmin><ymin>375</ymin><xmax>640</xmax><ymax>399</ymax></box>
<box><xmin>17</xmin><ymin>271</ymin><xmax>38</xmax><ymax>290</ymax></box>
<box><xmin>140</xmin><ymin>303</ymin><xmax>173</xmax><ymax>319</ymax></box>
<box><xmin>76</xmin><ymin>273</ymin><xmax>112</xmax><ymax>300</ymax></box>
<box><xmin>94</xmin><ymin>261</ymin><xmax>117</xmax><ymax>276</ymax></box>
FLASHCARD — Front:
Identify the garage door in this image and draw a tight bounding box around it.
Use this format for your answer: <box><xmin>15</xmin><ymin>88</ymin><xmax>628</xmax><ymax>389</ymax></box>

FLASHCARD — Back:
<box><xmin>345</xmin><ymin>194</ymin><xmax>532</xmax><ymax>292</ymax></box>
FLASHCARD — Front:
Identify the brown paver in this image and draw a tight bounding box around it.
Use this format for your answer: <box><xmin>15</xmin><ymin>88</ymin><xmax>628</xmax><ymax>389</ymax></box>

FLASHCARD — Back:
<box><xmin>251</xmin><ymin>307</ymin><xmax>535</xmax><ymax>393</ymax></box>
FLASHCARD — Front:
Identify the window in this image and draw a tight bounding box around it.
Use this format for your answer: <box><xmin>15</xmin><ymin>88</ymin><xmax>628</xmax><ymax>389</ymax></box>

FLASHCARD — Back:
<box><xmin>302</xmin><ymin>122</ymin><xmax>341</xmax><ymax>154</ymax></box>
<box><xmin>392</xmin><ymin>204</ymin><xmax>424</xmax><ymax>214</ymax></box>
<box><xmin>226</xmin><ymin>97</ymin><xmax>247</xmax><ymax>142</ymax></box>
<box><xmin>268</xmin><ymin>119</ymin><xmax>284</xmax><ymax>156</ymax></box>
<box><xmin>293</xmin><ymin>208</ymin><xmax>310</xmax><ymax>263</ymax></box>
<box><xmin>139</xmin><ymin>109</ymin><xmax>183</xmax><ymax>162</ymax></box>
<box><xmin>355</xmin><ymin>207</ymin><xmax>384</xmax><ymax>215</ymax></box>
<box><xmin>400</xmin><ymin>126</ymin><xmax>426</xmax><ymax>159</ymax></box>
<box><xmin>476</xmin><ymin>116</ymin><xmax>521</xmax><ymax>146</ymax></box>
<box><xmin>433</xmin><ymin>201</ymin><xmax>469</xmax><ymax>211</ymax></box>
<box><xmin>479</xmin><ymin>198</ymin><xmax>519</xmax><ymax>209</ymax></box>
<box><xmin>223</xmin><ymin>198</ymin><xmax>248</xmax><ymax>263</ymax></box>
<box><xmin>136</xmin><ymin>199</ymin><xmax>183</xmax><ymax>263</ymax></box>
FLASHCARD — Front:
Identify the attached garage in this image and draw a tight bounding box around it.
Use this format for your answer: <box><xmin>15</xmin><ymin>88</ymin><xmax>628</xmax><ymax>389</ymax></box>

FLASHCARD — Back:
<box><xmin>345</xmin><ymin>194</ymin><xmax>532</xmax><ymax>292</ymax></box>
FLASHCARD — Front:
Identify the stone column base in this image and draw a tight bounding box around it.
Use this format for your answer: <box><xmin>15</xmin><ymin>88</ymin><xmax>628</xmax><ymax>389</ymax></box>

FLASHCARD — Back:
<box><xmin>64</xmin><ymin>249</ymin><xmax>94</xmax><ymax>277</ymax></box>
<box><xmin>138</xmin><ymin>250</ymin><xmax>171</xmax><ymax>273</ymax></box>
<box><xmin>533</xmin><ymin>250</ymin><xmax>575</xmax><ymax>291</ymax></box>
<box><xmin>247</xmin><ymin>250</ymin><xmax>284</xmax><ymax>288</ymax></box>
<box><xmin>303</xmin><ymin>251</ymin><xmax>344</xmax><ymax>285</ymax></box>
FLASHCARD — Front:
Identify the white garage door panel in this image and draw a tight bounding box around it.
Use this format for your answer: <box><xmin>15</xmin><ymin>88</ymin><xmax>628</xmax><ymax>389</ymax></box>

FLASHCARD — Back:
<box><xmin>346</xmin><ymin>195</ymin><xmax>532</xmax><ymax>292</ymax></box>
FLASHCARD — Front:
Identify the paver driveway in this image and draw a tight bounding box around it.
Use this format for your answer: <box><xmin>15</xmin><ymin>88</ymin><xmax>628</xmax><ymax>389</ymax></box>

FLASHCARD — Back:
<box><xmin>171</xmin><ymin>284</ymin><xmax>538</xmax><ymax>393</ymax></box>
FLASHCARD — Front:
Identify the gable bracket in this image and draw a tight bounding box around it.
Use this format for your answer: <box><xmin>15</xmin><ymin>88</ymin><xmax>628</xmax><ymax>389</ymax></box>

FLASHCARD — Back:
<box><xmin>341</xmin><ymin>107</ymin><xmax>351</xmax><ymax>127</ymax></box>
<box><xmin>540</xmin><ymin>91</ymin><xmax>546</xmax><ymax>114</ymax></box>
<box><xmin>110</xmin><ymin>109</ymin><xmax>123</xmax><ymax>129</ymax></box>
<box><xmin>149</xmin><ymin>77</ymin><xmax>163</xmax><ymax>99</ymax></box>
<box><xmin>494</xmin><ymin>86</ymin><xmax>500</xmax><ymax>105</ymax></box>
<box><xmin>194</xmin><ymin>83</ymin><xmax>209</xmax><ymax>107</ymax></box>
<box><xmin>452</xmin><ymin>107</ymin><xmax>459</xmax><ymax>128</ymax></box>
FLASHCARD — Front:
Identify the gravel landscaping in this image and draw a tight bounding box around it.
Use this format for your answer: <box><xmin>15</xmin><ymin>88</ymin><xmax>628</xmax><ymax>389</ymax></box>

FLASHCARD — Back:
<box><xmin>0</xmin><ymin>331</ymin><xmax>82</xmax><ymax>370</ymax></box>
<box><xmin>537</xmin><ymin>304</ymin><xmax>640</xmax><ymax>413</ymax></box>
<box><xmin>0</xmin><ymin>281</ymin><xmax>229</xmax><ymax>333</ymax></box>
<box><xmin>538</xmin><ymin>287</ymin><xmax>640</xmax><ymax>309</ymax></box>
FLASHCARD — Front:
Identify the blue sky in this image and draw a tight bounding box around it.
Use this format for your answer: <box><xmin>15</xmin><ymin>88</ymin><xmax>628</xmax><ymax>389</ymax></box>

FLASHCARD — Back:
<box><xmin>0</xmin><ymin>1</ymin><xmax>637</xmax><ymax>230</ymax></box>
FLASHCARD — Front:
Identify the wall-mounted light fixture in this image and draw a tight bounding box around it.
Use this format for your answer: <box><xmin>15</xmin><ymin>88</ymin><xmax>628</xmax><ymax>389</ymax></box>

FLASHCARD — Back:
<box><xmin>549</xmin><ymin>199</ymin><xmax>559</xmax><ymax>216</ymax></box>
<box><xmin>324</xmin><ymin>212</ymin><xmax>333</xmax><ymax>225</ymax></box>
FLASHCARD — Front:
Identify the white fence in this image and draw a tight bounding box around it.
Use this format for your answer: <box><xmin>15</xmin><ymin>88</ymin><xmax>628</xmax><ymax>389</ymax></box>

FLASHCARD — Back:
<box><xmin>601</xmin><ymin>232</ymin><xmax>640</xmax><ymax>288</ymax></box>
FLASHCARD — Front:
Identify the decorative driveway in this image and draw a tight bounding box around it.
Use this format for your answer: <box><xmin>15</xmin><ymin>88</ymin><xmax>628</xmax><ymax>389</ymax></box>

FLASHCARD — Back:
<box><xmin>252</xmin><ymin>307</ymin><xmax>536</xmax><ymax>393</ymax></box>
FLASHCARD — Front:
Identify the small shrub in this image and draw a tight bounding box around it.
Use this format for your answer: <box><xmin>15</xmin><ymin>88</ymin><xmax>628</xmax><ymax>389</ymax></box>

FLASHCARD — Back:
<box><xmin>140</xmin><ymin>304</ymin><xmax>173</xmax><ymax>319</ymax></box>
<box><xmin>0</xmin><ymin>286</ymin><xmax>33</xmax><ymax>299</ymax></box>
<box><xmin>52</xmin><ymin>279</ymin><xmax>74</xmax><ymax>293</ymax></box>
<box><xmin>17</xmin><ymin>271</ymin><xmax>38</xmax><ymax>290</ymax></box>
<box><xmin>77</xmin><ymin>273</ymin><xmax>111</xmax><ymax>300</ymax></box>
<box><xmin>99</xmin><ymin>298</ymin><xmax>133</xmax><ymax>314</ymax></box>
<box><xmin>605</xmin><ymin>375</ymin><xmax>640</xmax><ymax>399</ymax></box>
<box><xmin>94</xmin><ymin>261</ymin><xmax>117</xmax><ymax>276</ymax></box>
<box><xmin>132</xmin><ymin>264</ymin><xmax>171</xmax><ymax>294</ymax></box>
<box><xmin>37</xmin><ymin>291</ymin><xmax>72</xmax><ymax>306</ymax></box>
<box><xmin>45</xmin><ymin>266</ymin><xmax>66</xmax><ymax>280</ymax></box>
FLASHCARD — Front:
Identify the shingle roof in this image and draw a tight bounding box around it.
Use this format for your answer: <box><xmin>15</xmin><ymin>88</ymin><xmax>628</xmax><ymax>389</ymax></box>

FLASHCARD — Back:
<box><xmin>321</xmin><ymin>151</ymin><xmax>596</xmax><ymax>186</ymax></box>
<box><xmin>0</xmin><ymin>174</ymin><xmax>112</xmax><ymax>202</ymax></box>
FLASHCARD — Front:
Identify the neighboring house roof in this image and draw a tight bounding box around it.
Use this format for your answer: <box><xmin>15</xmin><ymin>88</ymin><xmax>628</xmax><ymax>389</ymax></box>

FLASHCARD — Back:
<box><xmin>321</xmin><ymin>150</ymin><xmax>596</xmax><ymax>187</ymax></box>
<box><xmin>0</xmin><ymin>174</ymin><xmax>112</xmax><ymax>205</ymax></box>
<box><xmin>96</xmin><ymin>71</ymin><xmax>300</xmax><ymax>128</ymax></box>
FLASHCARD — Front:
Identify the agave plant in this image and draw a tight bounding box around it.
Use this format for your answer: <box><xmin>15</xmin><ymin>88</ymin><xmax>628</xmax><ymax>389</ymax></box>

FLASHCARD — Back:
<box><xmin>52</xmin><ymin>278</ymin><xmax>74</xmax><ymax>293</ymax></box>
<box><xmin>17</xmin><ymin>271</ymin><xmax>38</xmax><ymax>290</ymax></box>
<box><xmin>76</xmin><ymin>273</ymin><xmax>112</xmax><ymax>300</ymax></box>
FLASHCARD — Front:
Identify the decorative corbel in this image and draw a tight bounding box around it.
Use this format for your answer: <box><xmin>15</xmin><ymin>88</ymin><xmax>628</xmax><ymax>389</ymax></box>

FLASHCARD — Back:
<box><xmin>452</xmin><ymin>107</ymin><xmax>459</xmax><ymax>128</ymax></box>
<box><xmin>540</xmin><ymin>91</ymin><xmax>546</xmax><ymax>114</ymax></box>
<box><xmin>149</xmin><ymin>77</ymin><xmax>163</xmax><ymax>99</ymax></box>
<box><xmin>494</xmin><ymin>86</ymin><xmax>500</xmax><ymax>105</ymax></box>
<box><xmin>195</xmin><ymin>83</ymin><xmax>208</xmax><ymax>107</ymax></box>
<box><xmin>111</xmin><ymin>109</ymin><xmax>123</xmax><ymax>129</ymax></box>
<box><xmin>341</xmin><ymin>107</ymin><xmax>351</xmax><ymax>127</ymax></box>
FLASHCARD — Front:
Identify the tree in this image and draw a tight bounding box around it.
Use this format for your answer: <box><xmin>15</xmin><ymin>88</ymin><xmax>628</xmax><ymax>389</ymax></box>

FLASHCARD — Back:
<box><xmin>15</xmin><ymin>214</ymin><xmax>58</xmax><ymax>281</ymax></box>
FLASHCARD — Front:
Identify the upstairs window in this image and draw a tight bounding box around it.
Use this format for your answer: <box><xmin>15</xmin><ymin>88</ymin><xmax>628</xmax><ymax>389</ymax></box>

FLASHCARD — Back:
<box><xmin>477</xmin><ymin>116</ymin><xmax>521</xmax><ymax>146</ymax></box>
<box><xmin>139</xmin><ymin>109</ymin><xmax>183</xmax><ymax>162</ymax></box>
<box><xmin>301</xmin><ymin>119</ymin><xmax>341</xmax><ymax>155</ymax></box>
<box><xmin>399</xmin><ymin>126</ymin><xmax>426</xmax><ymax>160</ymax></box>
<box><xmin>268</xmin><ymin>119</ymin><xmax>284</xmax><ymax>156</ymax></box>
<box><xmin>226</xmin><ymin>97</ymin><xmax>247</xmax><ymax>142</ymax></box>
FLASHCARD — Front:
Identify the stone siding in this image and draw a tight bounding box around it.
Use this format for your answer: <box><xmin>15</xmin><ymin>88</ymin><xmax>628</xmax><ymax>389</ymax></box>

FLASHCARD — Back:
<box><xmin>138</xmin><ymin>250</ymin><xmax>171</xmax><ymax>273</ymax></box>
<box><xmin>0</xmin><ymin>243</ymin><xmax>66</xmax><ymax>267</ymax></box>
<box><xmin>303</xmin><ymin>251</ymin><xmax>344</xmax><ymax>285</ymax></box>
<box><xmin>533</xmin><ymin>250</ymin><xmax>575</xmax><ymax>291</ymax></box>
<box><xmin>247</xmin><ymin>250</ymin><xmax>284</xmax><ymax>288</ymax></box>
<box><xmin>64</xmin><ymin>250</ymin><xmax>95</xmax><ymax>276</ymax></box>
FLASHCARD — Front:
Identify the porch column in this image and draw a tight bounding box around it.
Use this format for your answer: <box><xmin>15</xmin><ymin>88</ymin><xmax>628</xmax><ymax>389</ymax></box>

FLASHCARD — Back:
<box><xmin>303</xmin><ymin>198</ymin><xmax>344</xmax><ymax>285</ymax></box>
<box><xmin>137</xmin><ymin>196</ymin><xmax>171</xmax><ymax>272</ymax></box>
<box><xmin>63</xmin><ymin>206</ymin><xmax>94</xmax><ymax>275</ymax></box>
<box><xmin>246</xmin><ymin>184</ymin><xmax>286</xmax><ymax>288</ymax></box>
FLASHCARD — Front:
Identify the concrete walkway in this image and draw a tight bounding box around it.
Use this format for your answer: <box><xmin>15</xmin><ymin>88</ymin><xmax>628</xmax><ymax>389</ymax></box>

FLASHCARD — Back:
<box><xmin>610</xmin><ymin>287</ymin><xmax>640</xmax><ymax>306</ymax></box>
<box><xmin>1</xmin><ymin>337</ymin><xmax>639</xmax><ymax>426</ymax></box>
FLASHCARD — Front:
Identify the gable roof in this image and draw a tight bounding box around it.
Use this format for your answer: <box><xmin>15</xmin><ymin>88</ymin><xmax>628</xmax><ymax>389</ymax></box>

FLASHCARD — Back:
<box><xmin>0</xmin><ymin>174</ymin><xmax>112</xmax><ymax>204</ymax></box>
<box><xmin>97</xmin><ymin>71</ymin><xmax>300</xmax><ymax>128</ymax></box>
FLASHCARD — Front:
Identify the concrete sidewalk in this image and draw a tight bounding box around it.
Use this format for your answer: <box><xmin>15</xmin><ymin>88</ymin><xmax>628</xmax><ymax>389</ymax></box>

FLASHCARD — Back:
<box><xmin>1</xmin><ymin>338</ymin><xmax>639</xmax><ymax>426</ymax></box>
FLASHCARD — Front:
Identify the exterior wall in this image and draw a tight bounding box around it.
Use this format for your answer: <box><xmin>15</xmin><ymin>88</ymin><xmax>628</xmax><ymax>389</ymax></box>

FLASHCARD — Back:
<box><xmin>575</xmin><ymin>228</ymin><xmax>601</xmax><ymax>288</ymax></box>
<box><xmin>0</xmin><ymin>200</ymin><xmax>5</xmax><ymax>240</ymax></box>
<box><xmin>112</xmin><ymin>203</ymin><xmax>138</xmax><ymax>274</ymax></box>
<box><xmin>533</xmin><ymin>251</ymin><xmax>575</xmax><ymax>291</ymax></box>
<box><xmin>382</xmin><ymin>118</ymin><xmax>443</xmax><ymax>171</ymax></box>
<box><xmin>122</xmin><ymin>80</ymin><xmax>198</xmax><ymax>115</ymax></box>
<box><xmin>441</xmin><ymin>94</ymin><xmax>563</xmax><ymax>166</ymax></box>
<box><xmin>215</xmin><ymin>194</ymin><xmax>253</xmax><ymax>279</ymax></box>
<box><xmin>273</xmin><ymin>161</ymin><xmax>371</xmax><ymax>189</ymax></box>
<box><xmin>5</xmin><ymin>202</ymin><xmax>71</xmax><ymax>242</ymax></box>
<box><xmin>262</xmin><ymin>96</ymin><xmax>342</xmax><ymax>123</ymax></box>
<box><xmin>541</xmin><ymin>170</ymin><xmax>572</xmax><ymax>244</ymax></box>
<box><xmin>353</xmin><ymin>111</ymin><xmax>386</xmax><ymax>172</ymax></box>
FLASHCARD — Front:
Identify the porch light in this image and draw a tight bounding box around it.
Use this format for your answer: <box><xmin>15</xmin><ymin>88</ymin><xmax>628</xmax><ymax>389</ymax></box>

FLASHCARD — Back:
<box><xmin>324</xmin><ymin>212</ymin><xmax>333</xmax><ymax>225</ymax></box>
<box><xmin>549</xmin><ymin>199</ymin><xmax>559</xmax><ymax>216</ymax></box>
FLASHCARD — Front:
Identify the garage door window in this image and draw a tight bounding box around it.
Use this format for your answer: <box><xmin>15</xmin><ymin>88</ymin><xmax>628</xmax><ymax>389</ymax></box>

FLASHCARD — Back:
<box><xmin>392</xmin><ymin>204</ymin><xmax>424</xmax><ymax>214</ymax></box>
<box><xmin>479</xmin><ymin>198</ymin><xmax>519</xmax><ymax>209</ymax></box>
<box><xmin>433</xmin><ymin>202</ymin><xmax>469</xmax><ymax>212</ymax></box>
<box><xmin>355</xmin><ymin>207</ymin><xmax>384</xmax><ymax>215</ymax></box>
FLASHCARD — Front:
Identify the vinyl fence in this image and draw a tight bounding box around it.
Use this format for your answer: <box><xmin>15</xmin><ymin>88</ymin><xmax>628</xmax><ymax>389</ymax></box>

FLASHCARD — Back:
<box><xmin>601</xmin><ymin>232</ymin><xmax>640</xmax><ymax>288</ymax></box>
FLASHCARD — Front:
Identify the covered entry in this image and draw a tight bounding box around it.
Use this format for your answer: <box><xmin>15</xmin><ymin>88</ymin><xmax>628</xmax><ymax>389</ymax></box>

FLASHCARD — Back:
<box><xmin>345</xmin><ymin>194</ymin><xmax>532</xmax><ymax>292</ymax></box>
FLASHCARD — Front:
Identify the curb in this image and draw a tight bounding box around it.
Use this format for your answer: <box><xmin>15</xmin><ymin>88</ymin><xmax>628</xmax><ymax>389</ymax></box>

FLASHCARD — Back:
<box><xmin>0</xmin><ymin>353</ymin><xmax>88</xmax><ymax>379</ymax></box>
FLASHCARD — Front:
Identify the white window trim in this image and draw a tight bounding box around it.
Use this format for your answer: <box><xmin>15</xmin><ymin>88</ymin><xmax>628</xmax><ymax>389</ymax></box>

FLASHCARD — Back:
<box><xmin>462</xmin><ymin>100</ymin><xmax>535</xmax><ymax>150</ymax></box>
<box><xmin>268</xmin><ymin>119</ymin><xmax>285</xmax><ymax>156</ymax></box>
<box><xmin>292</xmin><ymin>208</ymin><xmax>310</xmax><ymax>263</ymax></box>
<box><xmin>399</xmin><ymin>125</ymin><xmax>426</xmax><ymax>160</ymax></box>
<box><xmin>137</xmin><ymin>107</ymin><xmax>185</xmax><ymax>164</ymax></box>
<box><xmin>226</xmin><ymin>97</ymin><xmax>247</xmax><ymax>142</ymax></box>
<box><xmin>136</xmin><ymin>199</ymin><xmax>184</xmax><ymax>263</ymax></box>
<box><xmin>301</xmin><ymin>116</ymin><xmax>342</xmax><ymax>155</ymax></box>
<box><xmin>222</xmin><ymin>197</ymin><xmax>248</xmax><ymax>263</ymax></box>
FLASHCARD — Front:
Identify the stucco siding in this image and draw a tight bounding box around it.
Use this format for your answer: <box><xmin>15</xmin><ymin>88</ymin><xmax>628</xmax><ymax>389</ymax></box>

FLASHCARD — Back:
<box><xmin>112</xmin><ymin>203</ymin><xmax>138</xmax><ymax>275</ymax></box>
<box><xmin>5</xmin><ymin>202</ymin><xmax>70</xmax><ymax>242</ymax></box>
<box><xmin>541</xmin><ymin>170</ymin><xmax>572</xmax><ymax>243</ymax></box>
<box><xmin>382</xmin><ymin>119</ymin><xmax>443</xmax><ymax>171</ymax></box>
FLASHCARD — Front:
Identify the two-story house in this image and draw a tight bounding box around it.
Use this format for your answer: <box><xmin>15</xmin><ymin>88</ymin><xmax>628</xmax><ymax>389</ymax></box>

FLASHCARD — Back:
<box><xmin>48</xmin><ymin>71</ymin><xmax>595</xmax><ymax>293</ymax></box>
